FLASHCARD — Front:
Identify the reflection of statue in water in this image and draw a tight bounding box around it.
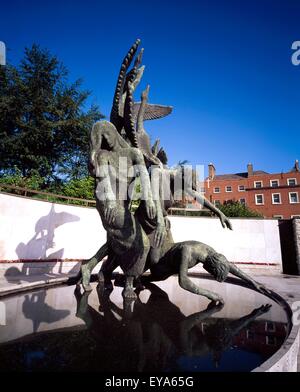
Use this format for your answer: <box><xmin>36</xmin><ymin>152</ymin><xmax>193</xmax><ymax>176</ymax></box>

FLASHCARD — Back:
<box><xmin>203</xmin><ymin>304</ymin><xmax>271</xmax><ymax>367</ymax></box>
<box><xmin>22</xmin><ymin>291</ymin><xmax>70</xmax><ymax>332</ymax></box>
<box><xmin>74</xmin><ymin>283</ymin><xmax>271</xmax><ymax>371</ymax></box>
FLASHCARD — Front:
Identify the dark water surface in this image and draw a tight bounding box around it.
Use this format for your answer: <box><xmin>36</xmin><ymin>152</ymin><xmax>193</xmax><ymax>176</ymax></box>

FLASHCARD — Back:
<box><xmin>0</xmin><ymin>277</ymin><xmax>289</xmax><ymax>372</ymax></box>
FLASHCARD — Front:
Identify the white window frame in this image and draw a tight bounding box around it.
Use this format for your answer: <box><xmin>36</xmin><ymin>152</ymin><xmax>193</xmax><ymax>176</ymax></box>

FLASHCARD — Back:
<box><xmin>273</xmin><ymin>215</ymin><xmax>283</xmax><ymax>219</ymax></box>
<box><xmin>291</xmin><ymin>215</ymin><xmax>300</xmax><ymax>219</ymax></box>
<box><xmin>246</xmin><ymin>330</ymin><xmax>254</xmax><ymax>340</ymax></box>
<box><xmin>225</xmin><ymin>186</ymin><xmax>232</xmax><ymax>193</ymax></box>
<box><xmin>289</xmin><ymin>192</ymin><xmax>299</xmax><ymax>204</ymax></box>
<box><xmin>255</xmin><ymin>194</ymin><xmax>264</xmax><ymax>205</ymax></box>
<box><xmin>265</xmin><ymin>322</ymin><xmax>276</xmax><ymax>332</ymax></box>
<box><xmin>213</xmin><ymin>187</ymin><xmax>220</xmax><ymax>193</ymax></box>
<box><xmin>270</xmin><ymin>179</ymin><xmax>279</xmax><ymax>187</ymax></box>
<box><xmin>272</xmin><ymin>193</ymin><xmax>281</xmax><ymax>204</ymax></box>
<box><xmin>254</xmin><ymin>181</ymin><xmax>263</xmax><ymax>188</ymax></box>
<box><xmin>238</xmin><ymin>185</ymin><xmax>245</xmax><ymax>192</ymax></box>
<box><xmin>287</xmin><ymin>178</ymin><xmax>297</xmax><ymax>186</ymax></box>
<box><xmin>266</xmin><ymin>335</ymin><xmax>277</xmax><ymax>346</ymax></box>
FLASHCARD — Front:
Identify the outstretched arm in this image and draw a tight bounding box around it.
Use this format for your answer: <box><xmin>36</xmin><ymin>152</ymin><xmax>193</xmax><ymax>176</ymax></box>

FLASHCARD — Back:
<box><xmin>229</xmin><ymin>263</ymin><xmax>272</xmax><ymax>295</ymax></box>
<box><xmin>187</xmin><ymin>188</ymin><xmax>232</xmax><ymax>230</ymax></box>
<box><xmin>229</xmin><ymin>304</ymin><xmax>272</xmax><ymax>335</ymax></box>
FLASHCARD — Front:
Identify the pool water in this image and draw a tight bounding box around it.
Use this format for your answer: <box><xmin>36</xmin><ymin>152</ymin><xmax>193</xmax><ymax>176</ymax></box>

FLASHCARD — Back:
<box><xmin>0</xmin><ymin>276</ymin><xmax>289</xmax><ymax>372</ymax></box>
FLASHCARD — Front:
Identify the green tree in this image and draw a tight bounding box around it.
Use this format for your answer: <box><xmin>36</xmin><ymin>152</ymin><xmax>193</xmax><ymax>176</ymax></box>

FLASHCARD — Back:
<box><xmin>62</xmin><ymin>176</ymin><xmax>94</xmax><ymax>201</ymax></box>
<box><xmin>0</xmin><ymin>44</ymin><xmax>103</xmax><ymax>182</ymax></box>
<box><xmin>217</xmin><ymin>200</ymin><xmax>263</xmax><ymax>218</ymax></box>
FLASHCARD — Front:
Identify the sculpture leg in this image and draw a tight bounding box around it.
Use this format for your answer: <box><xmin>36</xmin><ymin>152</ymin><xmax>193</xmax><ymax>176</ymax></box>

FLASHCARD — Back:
<box><xmin>98</xmin><ymin>254</ymin><xmax>119</xmax><ymax>291</ymax></box>
<box><xmin>122</xmin><ymin>276</ymin><xmax>137</xmax><ymax>300</ymax></box>
<box><xmin>80</xmin><ymin>242</ymin><xmax>109</xmax><ymax>292</ymax></box>
<box><xmin>122</xmin><ymin>243</ymin><xmax>150</xmax><ymax>300</ymax></box>
<box><xmin>74</xmin><ymin>286</ymin><xmax>93</xmax><ymax>327</ymax></box>
<box><xmin>122</xmin><ymin>235</ymin><xmax>150</xmax><ymax>300</ymax></box>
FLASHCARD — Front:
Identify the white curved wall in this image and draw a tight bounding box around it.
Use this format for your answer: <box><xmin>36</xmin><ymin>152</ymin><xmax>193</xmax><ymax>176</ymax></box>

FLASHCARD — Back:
<box><xmin>0</xmin><ymin>193</ymin><xmax>282</xmax><ymax>272</ymax></box>
<box><xmin>0</xmin><ymin>193</ymin><xmax>105</xmax><ymax>261</ymax></box>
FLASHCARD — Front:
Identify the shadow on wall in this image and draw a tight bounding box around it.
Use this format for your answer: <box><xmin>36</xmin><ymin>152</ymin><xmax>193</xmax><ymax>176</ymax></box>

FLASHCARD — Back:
<box><xmin>4</xmin><ymin>204</ymin><xmax>80</xmax><ymax>282</ymax></box>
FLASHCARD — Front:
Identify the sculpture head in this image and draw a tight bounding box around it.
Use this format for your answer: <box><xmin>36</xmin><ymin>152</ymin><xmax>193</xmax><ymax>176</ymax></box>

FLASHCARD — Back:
<box><xmin>203</xmin><ymin>252</ymin><xmax>230</xmax><ymax>282</ymax></box>
<box><xmin>89</xmin><ymin>120</ymin><xmax>128</xmax><ymax>175</ymax></box>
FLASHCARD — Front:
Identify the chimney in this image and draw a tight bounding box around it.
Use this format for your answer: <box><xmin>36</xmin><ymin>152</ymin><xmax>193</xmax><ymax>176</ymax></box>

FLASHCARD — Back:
<box><xmin>208</xmin><ymin>163</ymin><xmax>215</xmax><ymax>180</ymax></box>
<box><xmin>247</xmin><ymin>163</ymin><xmax>253</xmax><ymax>177</ymax></box>
<box><xmin>295</xmin><ymin>159</ymin><xmax>299</xmax><ymax>172</ymax></box>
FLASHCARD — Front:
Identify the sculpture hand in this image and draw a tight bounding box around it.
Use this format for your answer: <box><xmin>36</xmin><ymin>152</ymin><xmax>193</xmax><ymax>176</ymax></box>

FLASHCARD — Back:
<box><xmin>252</xmin><ymin>304</ymin><xmax>272</xmax><ymax>316</ymax></box>
<box><xmin>219</xmin><ymin>213</ymin><xmax>233</xmax><ymax>230</ymax></box>
<box><xmin>146</xmin><ymin>198</ymin><xmax>156</xmax><ymax>220</ymax></box>
<box><xmin>210</xmin><ymin>294</ymin><xmax>225</xmax><ymax>306</ymax></box>
<box><xmin>104</xmin><ymin>201</ymin><xmax>117</xmax><ymax>225</ymax></box>
<box><xmin>206</xmin><ymin>300</ymin><xmax>224</xmax><ymax>311</ymax></box>
<box><xmin>253</xmin><ymin>282</ymin><xmax>273</xmax><ymax>296</ymax></box>
<box><xmin>154</xmin><ymin>224</ymin><xmax>166</xmax><ymax>248</ymax></box>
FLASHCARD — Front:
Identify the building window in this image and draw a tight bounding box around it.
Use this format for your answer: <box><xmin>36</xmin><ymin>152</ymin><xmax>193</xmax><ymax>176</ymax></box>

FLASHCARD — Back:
<box><xmin>255</xmin><ymin>194</ymin><xmax>264</xmax><ymax>205</ymax></box>
<box><xmin>246</xmin><ymin>330</ymin><xmax>255</xmax><ymax>340</ymax></box>
<box><xmin>254</xmin><ymin>181</ymin><xmax>263</xmax><ymax>188</ymax></box>
<box><xmin>265</xmin><ymin>322</ymin><xmax>276</xmax><ymax>332</ymax></box>
<box><xmin>291</xmin><ymin>215</ymin><xmax>300</xmax><ymax>219</ymax></box>
<box><xmin>213</xmin><ymin>187</ymin><xmax>220</xmax><ymax>193</ymax></box>
<box><xmin>289</xmin><ymin>192</ymin><xmax>299</xmax><ymax>204</ymax></box>
<box><xmin>266</xmin><ymin>335</ymin><xmax>277</xmax><ymax>345</ymax></box>
<box><xmin>273</xmin><ymin>215</ymin><xmax>283</xmax><ymax>219</ymax></box>
<box><xmin>240</xmin><ymin>198</ymin><xmax>246</xmax><ymax>205</ymax></box>
<box><xmin>270</xmin><ymin>179</ymin><xmax>279</xmax><ymax>187</ymax></box>
<box><xmin>200</xmin><ymin>187</ymin><xmax>205</xmax><ymax>194</ymax></box>
<box><xmin>238</xmin><ymin>185</ymin><xmax>245</xmax><ymax>192</ymax></box>
<box><xmin>225</xmin><ymin>186</ymin><xmax>232</xmax><ymax>192</ymax></box>
<box><xmin>287</xmin><ymin>178</ymin><xmax>297</xmax><ymax>186</ymax></box>
<box><xmin>214</xmin><ymin>200</ymin><xmax>220</xmax><ymax>206</ymax></box>
<box><xmin>272</xmin><ymin>193</ymin><xmax>281</xmax><ymax>204</ymax></box>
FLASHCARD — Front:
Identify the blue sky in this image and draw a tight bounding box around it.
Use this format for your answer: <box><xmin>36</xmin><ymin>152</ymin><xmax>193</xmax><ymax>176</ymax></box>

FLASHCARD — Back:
<box><xmin>1</xmin><ymin>0</ymin><xmax>300</xmax><ymax>175</ymax></box>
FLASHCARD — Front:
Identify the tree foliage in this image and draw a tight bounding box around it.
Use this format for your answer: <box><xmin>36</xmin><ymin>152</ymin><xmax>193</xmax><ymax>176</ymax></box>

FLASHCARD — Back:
<box><xmin>0</xmin><ymin>44</ymin><xmax>103</xmax><ymax>183</ymax></box>
<box><xmin>217</xmin><ymin>200</ymin><xmax>263</xmax><ymax>218</ymax></box>
<box><xmin>0</xmin><ymin>167</ymin><xmax>44</xmax><ymax>190</ymax></box>
<box><xmin>62</xmin><ymin>176</ymin><xmax>94</xmax><ymax>200</ymax></box>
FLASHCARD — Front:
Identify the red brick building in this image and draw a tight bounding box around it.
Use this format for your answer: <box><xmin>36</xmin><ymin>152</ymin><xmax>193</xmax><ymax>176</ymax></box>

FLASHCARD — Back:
<box><xmin>205</xmin><ymin>160</ymin><xmax>300</xmax><ymax>219</ymax></box>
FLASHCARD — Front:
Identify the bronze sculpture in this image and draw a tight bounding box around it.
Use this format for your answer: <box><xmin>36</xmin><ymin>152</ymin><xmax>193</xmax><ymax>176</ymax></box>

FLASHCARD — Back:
<box><xmin>76</xmin><ymin>39</ymin><xmax>271</xmax><ymax>304</ymax></box>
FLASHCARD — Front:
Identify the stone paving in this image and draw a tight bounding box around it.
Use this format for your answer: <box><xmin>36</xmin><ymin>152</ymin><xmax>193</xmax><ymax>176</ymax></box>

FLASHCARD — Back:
<box><xmin>0</xmin><ymin>271</ymin><xmax>300</xmax><ymax>371</ymax></box>
<box><xmin>254</xmin><ymin>275</ymin><xmax>300</xmax><ymax>371</ymax></box>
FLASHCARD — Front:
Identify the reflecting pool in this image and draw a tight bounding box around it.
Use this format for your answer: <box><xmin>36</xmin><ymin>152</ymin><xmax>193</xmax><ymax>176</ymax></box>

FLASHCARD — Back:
<box><xmin>0</xmin><ymin>276</ymin><xmax>289</xmax><ymax>372</ymax></box>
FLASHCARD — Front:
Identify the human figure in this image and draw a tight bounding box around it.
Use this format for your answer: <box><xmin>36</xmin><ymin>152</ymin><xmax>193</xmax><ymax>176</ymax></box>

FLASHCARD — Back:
<box><xmin>141</xmin><ymin>241</ymin><xmax>272</xmax><ymax>304</ymax></box>
<box><xmin>83</xmin><ymin>119</ymin><xmax>161</xmax><ymax>300</ymax></box>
